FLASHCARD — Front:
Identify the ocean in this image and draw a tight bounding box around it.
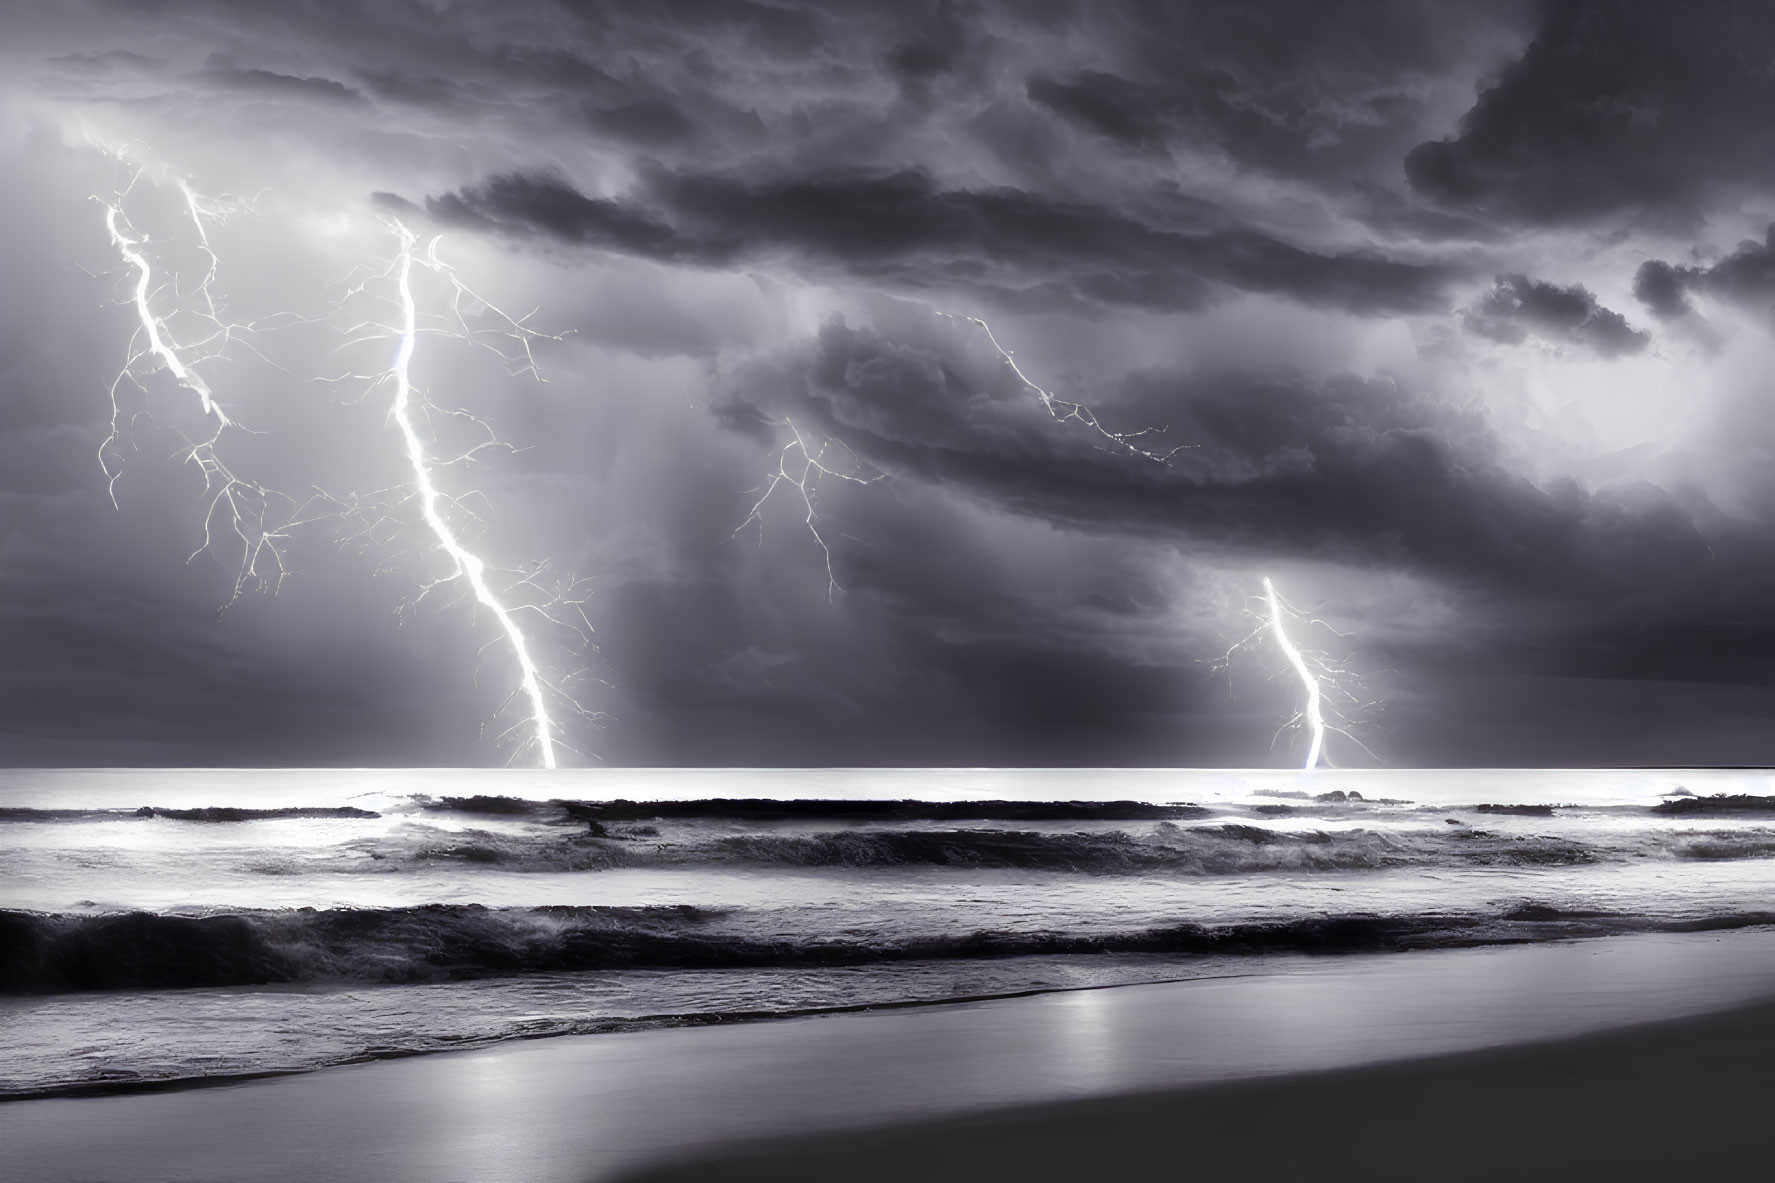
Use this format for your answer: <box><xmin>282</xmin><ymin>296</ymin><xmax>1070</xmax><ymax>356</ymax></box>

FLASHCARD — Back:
<box><xmin>6</xmin><ymin>766</ymin><xmax>1775</xmax><ymax>1101</ymax></box>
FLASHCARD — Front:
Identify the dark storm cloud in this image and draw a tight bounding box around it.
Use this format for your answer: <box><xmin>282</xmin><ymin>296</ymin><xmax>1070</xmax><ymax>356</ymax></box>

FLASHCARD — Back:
<box><xmin>721</xmin><ymin>317</ymin><xmax>1709</xmax><ymax>601</ymax></box>
<box><xmin>1026</xmin><ymin>2</ymin><xmax>1534</xmax><ymax>170</ymax></box>
<box><xmin>1406</xmin><ymin>0</ymin><xmax>1775</xmax><ymax>226</ymax></box>
<box><xmin>688</xmin><ymin>311</ymin><xmax>1775</xmax><ymax>765</ymax></box>
<box><xmin>11</xmin><ymin>0</ymin><xmax>1775</xmax><ymax>767</ymax></box>
<box><xmin>379</xmin><ymin>173</ymin><xmax>693</xmax><ymax>263</ymax></box>
<box><xmin>1026</xmin><ymin>71</ymin><xmax>1180</xmax><ymax>152</ymax></box>
<box><xmin>62</xmin><ymin>0</ymin><xmax>1493</xmax><ymax>316</ymax></box>
<box><xmin>401</xmin><ymin>166</ymin><xmax>1461</xmax><ymax>316</ymax></box>
<box><xmin>1632</xmin><ymin>259</ymin><xmax>1695</xmax><ymax>320</ymax></box>
<box><xmin>1634</xmin><ymin>225</ymin><xmax>1775</xmax><ymax>317</ymax></box>
<box><xmin>1462</xmin><ymin>273</ymin><xmax>1649</xmax><ymax>357</ymax></box>
<box><xmin>192</xmin><ymin>56</ymin><xmax>365</xmax><ymax>105</ymax></box>
<box><xmin>39</xmin><ymin>0</ymin><xmax>1514</xmax><ymax>198</ymax></box>
<box><xmin>1682</xmin><ymin>228</ymin><xmax>1775</xmax><ymax>307</ymax></box>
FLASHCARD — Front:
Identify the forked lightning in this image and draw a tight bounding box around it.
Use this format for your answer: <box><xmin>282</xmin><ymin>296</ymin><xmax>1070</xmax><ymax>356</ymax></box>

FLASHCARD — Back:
<box><xmin>93</xmin><ymin>142</ymin><xmax>591</xmax><ymax>766</ymax></box>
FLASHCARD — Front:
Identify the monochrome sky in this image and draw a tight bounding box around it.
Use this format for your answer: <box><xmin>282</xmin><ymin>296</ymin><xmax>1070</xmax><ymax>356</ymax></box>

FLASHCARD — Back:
<box><xmin>4</xmin><ymin>0</ymin><xmax>1775</xmax><ymax>767</ymax></box>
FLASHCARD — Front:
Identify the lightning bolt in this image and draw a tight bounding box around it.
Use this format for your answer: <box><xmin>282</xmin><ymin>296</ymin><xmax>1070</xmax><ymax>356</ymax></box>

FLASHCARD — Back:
<box><xmin>1263</xmin><ymin>576</ymin><xmax>1326</xmax><ymax>769</ymax></box>
<box><xmin>317</xmin><ymin>219</ymin><xmax>596</xmax><ymax>767</ymax></box>
<box><xmin>1213</xmin><ymin>576</ymin><xmax>1380</xmax><ymax>770</ymax></box>
<box><xmin>93</xmin><ymin>150</ymin><xmax>297</xmax><ymax>601</ymax></box>
<box><xmin>89</xmin><ymin>138</ymin><xmax>593</xmax><ymax>766</ymax></box>
<box><xmin>103</xmin><ymin>199</ymin><xmax>226</xmax><ymax>424</ymax></box>
<box><xmin>382</xmin><ymin>219</ymin><xmax>567</xmax><ymax>768</ymax></box>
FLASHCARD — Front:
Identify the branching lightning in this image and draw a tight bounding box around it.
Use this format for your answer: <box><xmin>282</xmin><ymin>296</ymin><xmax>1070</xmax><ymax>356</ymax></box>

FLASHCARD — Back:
<box><xmin>733</xmin><ymin>417</ymin><xmax>882</xmax><ymax>600</ymax></box>
<box><xmin>1212</xmin><ymin>576</ymin><xmax>1380</xmax><ymax>770</ymax></box>
<box><xmin>383</xmin><ymin>220</ymin><xmax>573</xmax><ymax>768</ymax></box>
<box><xmin>92</xmin><ymin>142</ymin><xmax>1204</xmax><ymax>765</ymax></box>
<box><xmin>94</xmin><ymin>149</ymin><xmax>298</xmax><ymax>601</ymax></box>
<box><xmin>319</xmin><ymin>219</ymin><xmax>597</xmax><ymax>767</ymax></box>
<box><xmin>738</xmin><ymin>309</ymin><xmax>1181</xmax><ymax>595</ymax></box>
<box><xmin>940</xmin><ymin>312</ymin><xmax>1186</xmax><ymax>464</ymax></box>
<box><xmin>1263</xmin><ymin>576</ymin><xmax>1326</xmax><ymax>769</ymax></box>
<box><xmin>90</xmin><ymin>139</ymin><xmax>594</xmax><ymax>766</ymax></box>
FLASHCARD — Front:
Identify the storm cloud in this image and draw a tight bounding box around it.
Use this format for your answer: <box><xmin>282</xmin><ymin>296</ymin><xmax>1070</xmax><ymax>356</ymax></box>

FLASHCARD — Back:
<box><xmin>1634</xmin><ymin>224</ymin><xmax>1775</xmax><ymax>319</ymax></box>
<box><xmin>1463</xmin><ymin>274</ymin><xmax>1649</xmax><ymax>357</ymax></box>
<box><xmin>4</xmin><ymin>1</ymin><xmax>1775</xmax><ymax>767</ymax></box>
<box><xmin>395</xmin><ymin>165</ymin><xmax>1462</xmax><ymax>316</ymax></box>
<box><xmin>1405</xmin><ymin>0</ymin><xmax>1775</xmax><ymax>227</ymax></box>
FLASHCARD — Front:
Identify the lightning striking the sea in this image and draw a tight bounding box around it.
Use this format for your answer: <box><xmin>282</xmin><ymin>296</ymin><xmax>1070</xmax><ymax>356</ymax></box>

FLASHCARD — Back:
<box><xmin>1213</xmin><ymin>576</ymin><xmax>1380</xmax><ymax>770</ymax></box>
<box><xmin>379</xmin><ymin>220</ymin><xmax>570</xmax><ymax>768</ymax></box>
<box><xmin>93</xmin><ymin>147</ymin><xmax>1192</xmax><ymax>765</ymax></box>
<box><xmin>312</xmin><ymin>216</ymin><xmax>597</xmax><ymax>766</ymax></box>
<box><xmin>91</xmin><ymin>138</ymin><xmax>592</xmax><ymax>766</ymax></box>
<box><xmin>1264</xmin><ymin>575</ymin><xmax>1326</xmax><ymax>770</ymax></box>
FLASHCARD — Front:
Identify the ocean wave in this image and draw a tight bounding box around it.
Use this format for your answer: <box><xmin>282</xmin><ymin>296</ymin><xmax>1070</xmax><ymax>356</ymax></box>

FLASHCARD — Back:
<box><xmin>7</xmin><ymin>903</ymin><xmax>1773</xmax><ymax>995</ymax></box>
<box><xmin>423</xmin><ymin>795</ymin><xmax>543</xmax><ymax>816</ymax></box>
<box><xmin>16</xmin><ymin>793</ymin><xmax>1775</xmax><ymax>830</ymax></box>
<box><xmin>1674</xmin><ymin>834</ymin><xmax>1775</xmax><ymax>860</ymax></box>
<box><xmin>421</xmin><ymin>796</ymin><xmax>1215</xmax><ymax>822</ymax></box>
<box><xmin>1441</xmin><ymin>827</ymin><xmax>1597</xmax><ymax>865</ymax></box>
<box><xmin>147</xmin><ymin>806</ymin><xmax>381</xmax><ymax>822</ymax></box>
<box><xmin>0</xmin><ymin>806</ymin><xmax>379</xmax><ymax>823</ymax></box>
<box><xmin>696</xmin><ymin>826</ymin><xmax>1376</xmax><ymax>873</ymax></box>
<box><xmin>0</xmin><ymin>808</ymin><xmax>131</xmax><ymax>823</ymax></box>
<box><xmin>387</xmin><ymin>822</ymin><xmax>1600</xmax><ymax>875</ymax></box>
<box><xmin>1</xmin><ymin>904</ymin><xmax>717</xmax><ymax>993</ymax></box>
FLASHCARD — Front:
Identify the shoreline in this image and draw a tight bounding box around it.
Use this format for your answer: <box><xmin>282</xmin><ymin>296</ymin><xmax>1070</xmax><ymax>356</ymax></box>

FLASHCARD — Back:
<box><xmin>0</xmin><ymin>968</ymin><xmax>1273</xmax><ymax>1104</ymax></box>
<box><xmin>8</xmin><ymin>928</ymin><xmax>1775</xmax><ymax>1182</ymax></box>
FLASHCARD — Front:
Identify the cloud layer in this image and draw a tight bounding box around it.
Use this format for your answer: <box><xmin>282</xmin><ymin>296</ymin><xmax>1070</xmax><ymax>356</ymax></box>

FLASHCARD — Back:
<box><xmin>3</xmin><ymin>1</ymin><xmax>1775</xmax><ymax>766</ymax></box>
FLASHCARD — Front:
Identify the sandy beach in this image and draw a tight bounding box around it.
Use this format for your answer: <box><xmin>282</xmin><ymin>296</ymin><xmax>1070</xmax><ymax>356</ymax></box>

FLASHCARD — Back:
<box><xmin>627</xmin><ymin>991</ymin><xmax>1775</xmax><ymax>1182</ymax></box>
<box><xmin>7</xmin><ymin>928</ymin><xmax>1775</xmax><ymax>1182</ymax></box>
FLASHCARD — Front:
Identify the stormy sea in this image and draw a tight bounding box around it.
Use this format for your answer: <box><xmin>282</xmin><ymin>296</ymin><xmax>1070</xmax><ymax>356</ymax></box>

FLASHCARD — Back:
<box><xmin>6</xmin><ymin>766</ymin><xmax>1775</xmax><ymax>1104</ymax></box>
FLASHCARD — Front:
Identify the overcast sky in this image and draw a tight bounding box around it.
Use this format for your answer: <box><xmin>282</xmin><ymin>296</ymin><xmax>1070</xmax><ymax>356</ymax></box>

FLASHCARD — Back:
<box><xmin>5</xmin><ymin>0</ymin><xmax>1775</xmax><ymax>768</ymax></box>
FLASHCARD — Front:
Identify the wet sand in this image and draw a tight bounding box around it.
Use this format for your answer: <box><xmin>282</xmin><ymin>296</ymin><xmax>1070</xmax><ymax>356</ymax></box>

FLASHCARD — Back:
<box><xmin>625</xmin><ymin>995</ymin><xmax>1775</xmax><ymax>1182</ymax></box>
<box><xmin>6</xmin><ymin>929</ymin><xmax>1775</xmax><ymax>1182</ymax></box>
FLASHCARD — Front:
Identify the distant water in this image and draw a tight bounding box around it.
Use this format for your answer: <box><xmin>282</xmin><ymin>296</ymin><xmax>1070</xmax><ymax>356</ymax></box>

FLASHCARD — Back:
<box><xmin>5</xmin><ymin>766</ymin><xmax>1775</xmax><ymax>1099</ymax></box>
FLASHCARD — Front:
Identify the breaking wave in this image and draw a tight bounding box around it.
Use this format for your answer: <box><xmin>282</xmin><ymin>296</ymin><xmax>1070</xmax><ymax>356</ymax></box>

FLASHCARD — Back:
<box><xmin>390</xmin><ymin>822</ymin><xmax>1601</xmax><ymax>875</ymax></box>
<box><xmin>12</xmin><ymin>902</ymin><xmax>1770</xmax><ymax>995</ymax></box>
